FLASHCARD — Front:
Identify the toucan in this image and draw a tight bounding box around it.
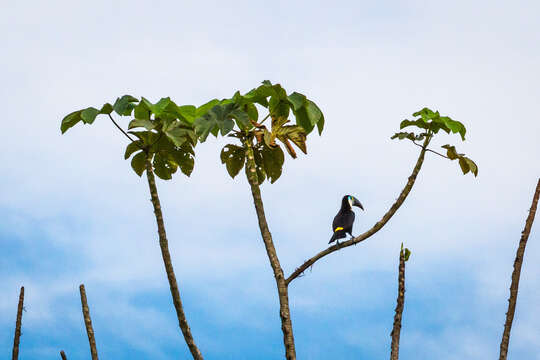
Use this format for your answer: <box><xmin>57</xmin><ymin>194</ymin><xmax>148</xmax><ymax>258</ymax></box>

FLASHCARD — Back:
<box><xmin>329</xmin><ymin>195</ymin><xmax>364</xmax><ymax>244</ymax></box>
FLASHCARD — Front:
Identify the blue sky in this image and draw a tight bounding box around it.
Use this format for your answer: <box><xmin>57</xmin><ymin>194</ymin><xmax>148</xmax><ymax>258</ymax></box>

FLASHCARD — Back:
<box><xmin>1</xmin><ymin>1</ymin><xmax>540</xmax><ymax>359</ymax></box>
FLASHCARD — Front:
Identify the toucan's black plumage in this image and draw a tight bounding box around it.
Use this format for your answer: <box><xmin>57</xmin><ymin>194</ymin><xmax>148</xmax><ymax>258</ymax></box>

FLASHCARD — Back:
<box><xmin>329</xmin><ymin>195</ymin><xmax>364</xmax><ymax>244</ymax></box>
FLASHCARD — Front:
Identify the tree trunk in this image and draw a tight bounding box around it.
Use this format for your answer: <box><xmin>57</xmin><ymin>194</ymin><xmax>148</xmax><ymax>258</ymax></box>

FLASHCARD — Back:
<box><xmin>244</xmin><ymin>141</ymin><xmax>296</xmax><ymax>360</ymax></box>
<box><xmin>79</xmin><ymin>284</ymin><xmax>99</xmax><ymax>360</ymax></box>
<box><xmin>145</xmin><ymin>158</ymin><xmax>204</xmax><ymax>360</ymax></box>
<box><xmin>12</xmin><ymin>286</ymin><xmax>24</xmax><ymax>360</ymax></box>
<box><xmin>499</xmin><ymin>178</ymin><xmax>540</xmax><ymax>360</ymax></box>
<box><xmin>390</xmin><ymin>249</ymin><xmax>407</xmax><ymax>360</ymax></box>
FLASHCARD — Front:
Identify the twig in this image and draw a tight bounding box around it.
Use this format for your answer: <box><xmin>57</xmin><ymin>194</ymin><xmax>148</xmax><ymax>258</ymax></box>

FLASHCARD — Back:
<box><xmin>412</xmin><ymin>140</ymin><xmax>449</xmax><ymax>159</ymax></box>
<box><xmin>60</xmin><ymin>350</ymin><xmax>68</xmax><ymax>360</ymax></box>
<box><xmin>286</xmin><ymin>136</ymin><xmax>431</xmax><ymax>285</ymax></box>
<box><xmin>79</xmin><ymin>284</ymin><xmax>99</xmax><ymax>360</ymax></box>
<box><xmin>108</xmin><ymin>114</ymin><xmax>137</xmax><ymax>143</ymax></box>
<box><xmin>499</xmin><ymin>178</ymin><xmax>540</xmax><ymax>360</ymax></box>
<box><xmin>12</xmin><ymin>286</ymin><xmax>24</xmax><ymax>360</ymax></box>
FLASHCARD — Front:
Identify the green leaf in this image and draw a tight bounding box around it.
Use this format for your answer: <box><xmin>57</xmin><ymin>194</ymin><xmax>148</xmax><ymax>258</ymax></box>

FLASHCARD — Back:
<box><xmin>441</xmin><ymin>144</ymin><xmax>459</xmax><ymax>160</ymax></box>
<box><xmin>261</xmin><ymin>144</ymin><xmax>284</xmax><ymax>183</ymax></box>
<box><xmin>220</xmin><ymin>144</ymin><xmax>246</xmax><ymax>178</ymax></box>
<box><xmin>316</xmin><ymin>112</ymin><xmax>325</xmax><ymax>135</ymax></box>
<box><xmin>196</xmin><ymin>99</ymin><xmax>220</xmax><ymax>117</ymax></box>
<box><xmin>153</xmin><ymin>152</ymin><xmax>174</xmax><ymax>180</ymax></box>
<box><xmin>177</xmin><ymin>105</ymin><xmax>197</xmax><ymax>124</ymax></box>
<box><xmin>124</xmin><ymin>141</ymin><xmax>144</xmax><ymax>159</ymax></box>
<box><xmin>165</xmin><ymin>127</ymin><xmax>189</xmax><ymax>147</ymax></box>
<box><xmin>287</xmin><ymin>92</ymin><xmax>307</xmax><ymax>111</ymax></box>
<box><xmin>459</xmin><ymin>157</ymin><xmax>470</xmax><ymax>175</ymax></box>
<box><xmin>400</xmin><ymin>119</ymin><xmax>429</xmax><ymax>130</ymax></box>
<box><xmin>245</xmin><ymin>103</ymin><xmax>259</xmax><ymax>122</ymax></box>
<box><xmin>465</xmin><ymin>157</ymin><xmax>478</xmax><ymax>177</ymax></box>
<box><xmin>153</xmin><ymin>97</ymin><xmax>171</xmax><ymax>117</ymax></box>
<box><xmin>61</xmin><ymin>110</ymin><xmax>82</xmax><ymax>134</ymax></box>
<box><xmin>130</xmin><ymin>151</ymin><xmax>147</xmax><ymax>176</ymax></box>
<box><xmin>81</xmin><ymin>107</ymin><xmax>100</xmax><ymax>124</ymax></box>
<box><xmin>128</xmin><ymin>119</ymin><xmax>155</xmax><ymax>131</ymax></box>
<box><xmin>113</xmin><ymin>95</ymin><xmax>138</xmax><ymax>116</ymax></box>
<box><xmin>403</xmin><ymin>248</ymin><xmax>411</xmax><ymax>261</ymax></box>
<box><xmin>134</xmin><ymin>101</ymin><xmax>151</xmax><ymax>120</ymax></box>
<box><xmin>100</xmin><ymin>103</ymin><xmax>113</xmax><ymax>114</ymax></box>
<box><xmin>294</xmin><ymin>106</ymin><xmax>314</xmax><ymax>134</ymax></box>
<box><xmin>391</xmin><ymin>132</ymin><xmax>416</xmax><ymax>141</ymax></box>
<box><xmin>276</xmin><ymin>125</ymin><xmax>307</xmax><ymax>157</ymax></box>
<box><xmin>194</xmin><ymin>103</ymin><xmax>249</xmax><ymax>141</ymax></box>
<box><xmin>170</xmin><ymin>144</ymin><xmax>195</xmax><ymax>176</ymax></box>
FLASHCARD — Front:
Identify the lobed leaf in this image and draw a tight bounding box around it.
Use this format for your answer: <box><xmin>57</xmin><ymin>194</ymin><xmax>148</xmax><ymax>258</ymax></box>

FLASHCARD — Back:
<box><xmin>220</xmin><ymin>144</ymin><xmax>246</xmax><ymax>178</ymax></box>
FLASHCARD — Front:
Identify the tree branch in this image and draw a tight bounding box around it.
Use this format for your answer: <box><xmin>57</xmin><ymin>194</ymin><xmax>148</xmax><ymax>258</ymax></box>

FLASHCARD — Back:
<box><xmin>286</xmin><ymin>136</ymin><xmax>431</xmax><ymax>285</ymax></box>
<box><xmin>79</xmin><ymin>284</ymin><xmax>99</xmax><ymax>360</ymax></box>
<box><xmin>145</xmin><ymin>158</ymin><xmax>204</xmax><ymax>360</ymax></box>
<box><xmin>244</xmin><ymin>139</ymin><xmax>297</xmax><ymax>360</ymax></box>
<box><xmin>12</xmin><ymin>286</ymin><xmax>24</xmax><ymax>360</ymax></box>
<box><xmin>499</xmin><ymin>178</ymin><xmax>540</xmax><ymax>360</ymax></box>
<box><xmin>60</xmin><ymin>350</ymin><xmax>68</xmax><ymax>360</ymax></box>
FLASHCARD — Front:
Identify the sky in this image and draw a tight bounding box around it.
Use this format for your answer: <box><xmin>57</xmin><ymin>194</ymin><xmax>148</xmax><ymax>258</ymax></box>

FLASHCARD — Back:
<box><xmin>1</xmin><ymin>0</ymin><xmax>540</xmax><ymax>359</ymax></box>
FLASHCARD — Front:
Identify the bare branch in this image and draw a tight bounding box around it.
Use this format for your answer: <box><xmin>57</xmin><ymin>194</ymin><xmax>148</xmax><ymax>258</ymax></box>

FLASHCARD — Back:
<box><xmin>390</xmin><ymin>248</ymin><xmax>407</xmax><ymax>360</ymax></box>
<box><xmin>12</xmin><ymin>286</ymin><xmax>24</xmax><ymax>360</ymax></box>
<box><xmin>286</xmin><ymin>136</ymin><xmax>431</xmax><ymax>284</ymax></box>
<box><xmin>60</xmin><ymin>350</ymin><xmax>68</xmax><ymax>360</ymax></box>
<box><xmin>499</xmin><ymin>178</ymin><xmax>540</xmax><ymax>360</ymax></box>
<box><xmin>79</xmin><ymin>284</ymin><xmax>99</xmax><ymax>360</ymax></box>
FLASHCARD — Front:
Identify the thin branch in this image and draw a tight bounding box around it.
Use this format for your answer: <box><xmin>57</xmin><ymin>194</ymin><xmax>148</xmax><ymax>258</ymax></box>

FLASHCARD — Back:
<box><xmin>412</xmin><ymin>140</ymin><xmax>449</xmax><ymax>159</ymax></box>
<box><xmin>60</xmin><ymin>350</ymin><xmax>68</xmax><ymax>360</ymax></box>
<box><xmin>79</xmin><ymin>284</ymin><xmax>99</xmax><ymax>360</ymax></box>
<box><xmin>12</xmin><ymin>286</ymin><xmax>24</xmax><ymax>360</ymax></box>
<box><xmin>108</xmin><ymin>114</ymin><xmax>137</xmax><ymax>143</ymax></box>
<box><xmin>286</xmin><ymin>136</ymin><xmax>431</xmax><ymax>285</ymax></box>
<box><xmin>499</xmin><ymin>178</ymin><xmax>540</xmax><ymax>360</ymax></box>
<box><xmin>390</xmin><ymin>248</ymin><xmax>407</xmax><ymax>360</ymax></box>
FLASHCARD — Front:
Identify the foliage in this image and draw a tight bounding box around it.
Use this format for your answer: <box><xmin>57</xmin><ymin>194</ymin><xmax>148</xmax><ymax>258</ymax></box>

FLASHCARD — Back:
<box><xmin>195</xmin><ymin>80</ymin><xmax>325</xmax><ymax>184</ymax></box>
<box><xmin>391</xmin><ymin>107</ymin><xmax>478</xmax><ymax>177</ymax></box>
<box><xmin>61</xmin><ymin>95</ymin><xmax>197</xmax><ymax>180</ymax></box>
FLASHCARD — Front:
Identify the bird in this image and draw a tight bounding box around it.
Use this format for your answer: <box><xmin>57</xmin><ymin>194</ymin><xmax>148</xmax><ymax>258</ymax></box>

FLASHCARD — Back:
<box><xmin>329</xmin><ymin>195</ymin><xmax>364</xmax><ymax>244</ymax></box>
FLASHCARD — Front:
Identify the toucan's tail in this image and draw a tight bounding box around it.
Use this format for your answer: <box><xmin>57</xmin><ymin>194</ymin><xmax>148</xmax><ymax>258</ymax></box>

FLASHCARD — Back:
<box><xmin>329</xmin><ymin>232</ymin><xmax>345</xmax><ymax>244</ymax></box>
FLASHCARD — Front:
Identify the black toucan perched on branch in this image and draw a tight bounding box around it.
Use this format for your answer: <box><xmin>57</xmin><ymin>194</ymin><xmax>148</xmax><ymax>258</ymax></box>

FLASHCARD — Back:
<box><xmin>329</xmin><ymin>195</ymin><xmax>364</xmax><ymax>244</ymax></box>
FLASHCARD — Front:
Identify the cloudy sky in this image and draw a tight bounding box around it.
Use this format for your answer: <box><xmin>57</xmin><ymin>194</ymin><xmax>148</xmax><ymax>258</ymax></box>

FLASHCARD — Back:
<box><xmin>1</xmin><ymin>1</ymin><xmax>539</xmax><ymax>359</ymax></box>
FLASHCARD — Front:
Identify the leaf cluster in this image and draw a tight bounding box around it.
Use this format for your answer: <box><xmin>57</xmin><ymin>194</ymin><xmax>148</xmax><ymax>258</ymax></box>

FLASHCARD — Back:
<box><xmin>392</xmin><ymin>107</ymin><xmax>478</xmax><ymax>177</ymax></box>
<box><xmin>441</xmin><ymin>144</ymin><xmax>478</xmax><ymax>177</ymax></box>
<box><xmin>61</xmin><ymin>95</ymin><xmax>197</xmax><ymax>180</ymax></box>
<box><xmin>196</xmin><ymin>80</ymin><xmax>325</xmax><ymax>184</ymax></box>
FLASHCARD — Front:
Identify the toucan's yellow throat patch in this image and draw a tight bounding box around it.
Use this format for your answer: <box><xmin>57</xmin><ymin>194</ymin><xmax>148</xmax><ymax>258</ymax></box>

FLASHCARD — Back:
<box><xmin>334</xmin><ymin>227</ymin><xmax>344</xmax><ymax>232</ymax></box>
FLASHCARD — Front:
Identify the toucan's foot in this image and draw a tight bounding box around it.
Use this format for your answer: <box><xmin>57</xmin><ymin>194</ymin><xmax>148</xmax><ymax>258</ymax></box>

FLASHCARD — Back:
<box><xmin>336</xmin><ymin>240</ymin><xmax>340</xmax><ymax>246</ymax></box>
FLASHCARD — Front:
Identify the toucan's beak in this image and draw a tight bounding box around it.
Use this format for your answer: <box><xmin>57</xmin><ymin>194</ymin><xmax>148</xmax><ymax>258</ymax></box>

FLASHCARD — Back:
<box><xmin>353</xmin><ymin>198</ymin><xmax>364</xmax><ymax>210</ymax></box>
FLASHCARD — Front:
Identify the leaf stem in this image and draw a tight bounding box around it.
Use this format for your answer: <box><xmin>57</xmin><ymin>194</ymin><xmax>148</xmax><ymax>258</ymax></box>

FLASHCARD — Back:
<box><xmin>412</xmin><ymin>140</ymin><xmax>449</xmax><ymax>159</ymax></box>
<box><xmin>108</xmin><ymin>114</ymin><xmax>137</xmax><ymax>143</ymax></box>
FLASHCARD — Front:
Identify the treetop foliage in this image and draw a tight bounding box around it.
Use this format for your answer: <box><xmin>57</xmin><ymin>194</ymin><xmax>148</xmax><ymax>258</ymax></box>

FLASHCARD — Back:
<box><xmin>391</xmin><ymin>107</ymin><xmax>478</xmax><ymax>177</ymax></box>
